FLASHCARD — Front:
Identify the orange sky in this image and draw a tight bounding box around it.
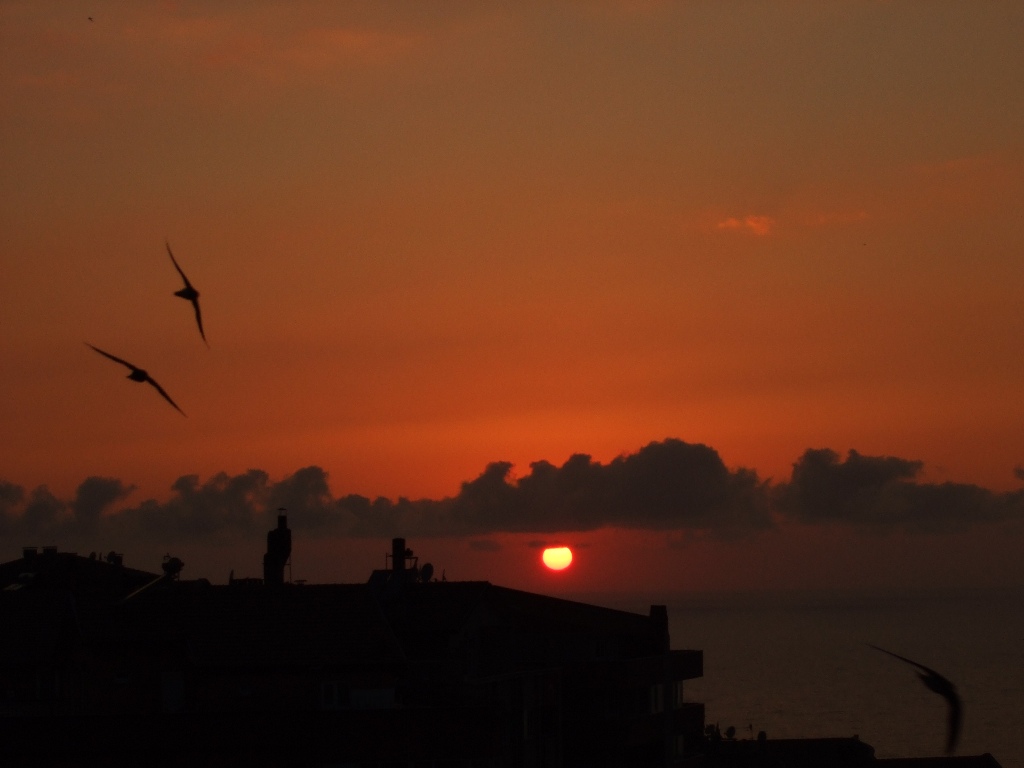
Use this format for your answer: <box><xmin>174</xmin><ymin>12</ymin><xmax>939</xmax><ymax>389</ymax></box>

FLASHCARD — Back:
<box><xmin>2</xmin><ymin>2</ymin><xmax>1023</xmax><ymax>591</ymax></box>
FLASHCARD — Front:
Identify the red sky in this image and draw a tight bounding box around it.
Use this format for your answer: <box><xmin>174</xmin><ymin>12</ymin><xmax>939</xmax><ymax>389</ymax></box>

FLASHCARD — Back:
<box><xmin>2</xmin><ymin>1</ymin><xmax>1023</xmax><ymax>593</ymax></box>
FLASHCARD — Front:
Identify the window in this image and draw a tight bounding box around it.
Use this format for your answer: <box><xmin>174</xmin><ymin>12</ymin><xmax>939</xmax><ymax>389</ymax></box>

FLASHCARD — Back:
<box><xmin>673</xmin><ymin>680</ymin><xmax>685</xmax><ymax>709</ymax></box>
<box><xmin>649</xmin><ymin>683</ymin><xmax>664</xmax><ymax>714</ymax></box>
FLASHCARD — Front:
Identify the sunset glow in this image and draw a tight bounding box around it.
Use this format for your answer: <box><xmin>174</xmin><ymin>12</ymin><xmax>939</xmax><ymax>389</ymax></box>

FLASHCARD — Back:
<box><xmin>0</xmin><ymin>2</ymin><xmax>1023</xmax><ymax>596</ymax></box>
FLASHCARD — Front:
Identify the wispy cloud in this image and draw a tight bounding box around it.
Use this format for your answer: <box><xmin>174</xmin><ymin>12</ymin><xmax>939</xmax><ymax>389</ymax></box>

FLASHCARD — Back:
<box><xmin>716</xmin><ymin>215</ymin><xmax>775</xmax><ymax>236</ymax></box>
<box><xmin>468</xmin><ymin>538</ymin><xmax>502</xmax><ymax>552</ymax></box>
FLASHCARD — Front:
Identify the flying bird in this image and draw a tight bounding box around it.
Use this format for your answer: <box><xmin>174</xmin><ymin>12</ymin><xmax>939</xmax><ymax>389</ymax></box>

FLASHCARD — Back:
<box><xmin>85</xmin><ymin>343</ymin><xmax>186</xmax><ymax>416</ymax></box>
<box><xmin>868</xmin><ymin>644</ymin><xmax>961</xmax><ymax>754</ymax></box>
<box><xmin>166</xmin><ymin>241</ymin><xmax>207</xmax><ymax>346</ymax></box>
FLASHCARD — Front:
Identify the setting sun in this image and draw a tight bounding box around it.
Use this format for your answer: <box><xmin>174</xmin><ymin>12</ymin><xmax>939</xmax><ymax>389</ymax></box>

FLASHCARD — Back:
<box><xmin>541</xmin><ymin>546</ymin><xmax>573</xmax><ymax>571</ymax></box>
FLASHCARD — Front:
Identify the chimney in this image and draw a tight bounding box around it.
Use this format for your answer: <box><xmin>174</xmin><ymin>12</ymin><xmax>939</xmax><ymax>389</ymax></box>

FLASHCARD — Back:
<box><xmin>263</xmin><ymin>513</ymin><xmax>292</xmax><ymax>587</ymax></box>
<box><xmin>41</xmin><ymin>546</ymin><xmax>58</xmax><ymax>559</ymax></box>
<box><xmin>391</xmin><ymin>538</ymin><xmax>406</xmax><ymax>573</ymax></box>
<box><xmin>22</xmin><ymin>546</ymin><xmax>38</xmax><ymax>561</ymax></box>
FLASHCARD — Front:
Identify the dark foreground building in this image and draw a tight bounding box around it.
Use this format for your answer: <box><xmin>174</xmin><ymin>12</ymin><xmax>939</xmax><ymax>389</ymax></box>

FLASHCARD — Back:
<box><xmin>0</xmin><ymin>528</ymin><xmax>702</xmax><ymax>767</ymax></box>
<box><xmin>0</xmin><ymin>523</ymin><xmax>1003</xmax><ymax>768</ymax></box>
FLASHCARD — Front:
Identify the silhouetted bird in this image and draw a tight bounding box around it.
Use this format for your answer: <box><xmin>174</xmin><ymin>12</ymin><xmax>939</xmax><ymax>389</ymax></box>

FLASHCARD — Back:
<box><xmin>85</xmin><ymin>343</ymin><xmax>186</xmax><ymax>416</ymax></box>
<box><xmin>166</xmin><ymin>241</ymin><xmax>207</xmax><ymax>346</ymax></box>
<box><xmin>868</xmin><ymin>644</ymin><xmax>961</xmax><ymax>754</ymax></box>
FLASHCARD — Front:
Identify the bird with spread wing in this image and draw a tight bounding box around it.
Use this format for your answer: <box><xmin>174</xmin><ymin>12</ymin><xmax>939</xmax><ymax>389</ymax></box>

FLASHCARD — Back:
<box><xmin>166</xmin><ymin>240</ymin><xmax>207</xmax><ymax>346</ymax></box>
<box><xmin>86</xmin><ymin>343</ymin><xmax>186</xmax><ymax>416</ymax></box>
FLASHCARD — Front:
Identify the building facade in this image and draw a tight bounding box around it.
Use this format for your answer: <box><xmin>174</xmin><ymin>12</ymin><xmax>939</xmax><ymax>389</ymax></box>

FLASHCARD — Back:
<box><xmin>0</xmin><ymin>532</ymin><xmax>703</xmax><ymax>767</ymax></box>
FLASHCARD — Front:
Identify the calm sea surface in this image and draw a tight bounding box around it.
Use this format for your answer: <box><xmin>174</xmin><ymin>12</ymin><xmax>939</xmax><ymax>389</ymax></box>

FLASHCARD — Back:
<box><xmin>588</xmin><ymin>587</ymin><xmax>1024</xmax><ymax>768</ymax></box>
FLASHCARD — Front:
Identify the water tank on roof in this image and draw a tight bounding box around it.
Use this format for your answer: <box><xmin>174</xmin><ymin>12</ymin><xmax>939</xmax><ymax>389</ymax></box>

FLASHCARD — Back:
<box><xmin>391</xmin><ymin>538</ymin><xmax>407</xmax><ymax>572</ymax></box>
<box><xmin>162</xmin><ymin>555</ymin><xmax>184</xmax><ymax>579</ymax></box>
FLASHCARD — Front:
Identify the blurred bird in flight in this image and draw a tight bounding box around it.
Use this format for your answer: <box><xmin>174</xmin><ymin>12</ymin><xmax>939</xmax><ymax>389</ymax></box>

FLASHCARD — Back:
<box><xmin>86</xmin><ymin>343</ymin><xmax>186</xmax><ymax>416</ymax></box>
<box><xmin>868</xmin><ymin>644</ymin><xmax>961</xmax><ymax>754</ymax></box>
<box><xmin>166</xmin><ymin>240</ymin><xmax>207</xmax><ymax>346</ymax></box>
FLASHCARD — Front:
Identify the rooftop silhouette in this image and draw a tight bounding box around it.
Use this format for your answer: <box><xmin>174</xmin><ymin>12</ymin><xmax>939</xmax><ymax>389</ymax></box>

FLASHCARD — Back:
<box><xmin>0</xmin><ymin>524</ymin><xmax>1003</xmax><ymax>767</ymax></box>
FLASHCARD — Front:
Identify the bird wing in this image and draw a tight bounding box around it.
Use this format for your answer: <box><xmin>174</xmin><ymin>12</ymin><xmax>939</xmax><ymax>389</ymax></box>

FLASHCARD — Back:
<box><xmin>946</xmin><ymin>689</ymin><xmax>962</xmax><ymax>754</ymax></box>
<box><xmin>143</xmin><ymin>375</ymin><xmax>186</xmax><ymax>416</ymax></box>
<box><xmin>166</xmin><ymin>241</ymin><xmax>193</xmax><ymax>289</ymax></box>
<box><xmin>190</xmin><ymin>297</ymin><xmax>207</xmax><ymax>345</ymax></box>
<box><xmin>869</xmin><ymin>644</ymin><xmax>961</xmax><ymax>755</ymax></box>
<box><xmin>867</xmin><ymin>644</ymin><xmax>939</xmax><ymax>677</ymax></box>
<box><xmin>86</xmin><ymin>343</ymin><xmax>136</xmax><ymax>371</ymax></box>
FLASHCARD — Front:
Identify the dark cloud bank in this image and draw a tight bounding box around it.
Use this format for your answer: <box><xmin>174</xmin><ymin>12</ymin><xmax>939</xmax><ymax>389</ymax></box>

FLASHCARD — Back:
<box><xmin>2</xmin><ymin>440</ymin><xmax>1023</xmax><ymax>552</ymax></box>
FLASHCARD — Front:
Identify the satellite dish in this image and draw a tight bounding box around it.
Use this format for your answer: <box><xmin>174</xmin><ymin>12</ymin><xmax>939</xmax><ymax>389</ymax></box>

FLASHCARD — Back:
<box><xmin>421</xmin><ymin>563</ymin><xmax>434</xmax><ymax>583</ymax></box>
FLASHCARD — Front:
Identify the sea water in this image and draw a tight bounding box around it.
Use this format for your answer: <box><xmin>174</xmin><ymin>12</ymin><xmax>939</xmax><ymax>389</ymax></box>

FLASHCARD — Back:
<box><xmin>673</xmin><ymin>588</ymin><xmax>1023</xmax><ymax>767</ymax></box>
<box><xmin>591</xmin><ymin>587</ymin><xmax>1023</xmax><ymax>768</ymax></box>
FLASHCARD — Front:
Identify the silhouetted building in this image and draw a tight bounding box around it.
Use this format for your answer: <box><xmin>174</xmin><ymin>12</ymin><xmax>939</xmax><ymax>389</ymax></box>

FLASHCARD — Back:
<box><xmin>0</xmin><ymin>529</ymin><xmax>1003</xmax><ymax>768</ymax></box>
<box><xmin>0</xmin><ymin>530</ymin><xmax>702</xmax><ymax>767</ymax></box>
